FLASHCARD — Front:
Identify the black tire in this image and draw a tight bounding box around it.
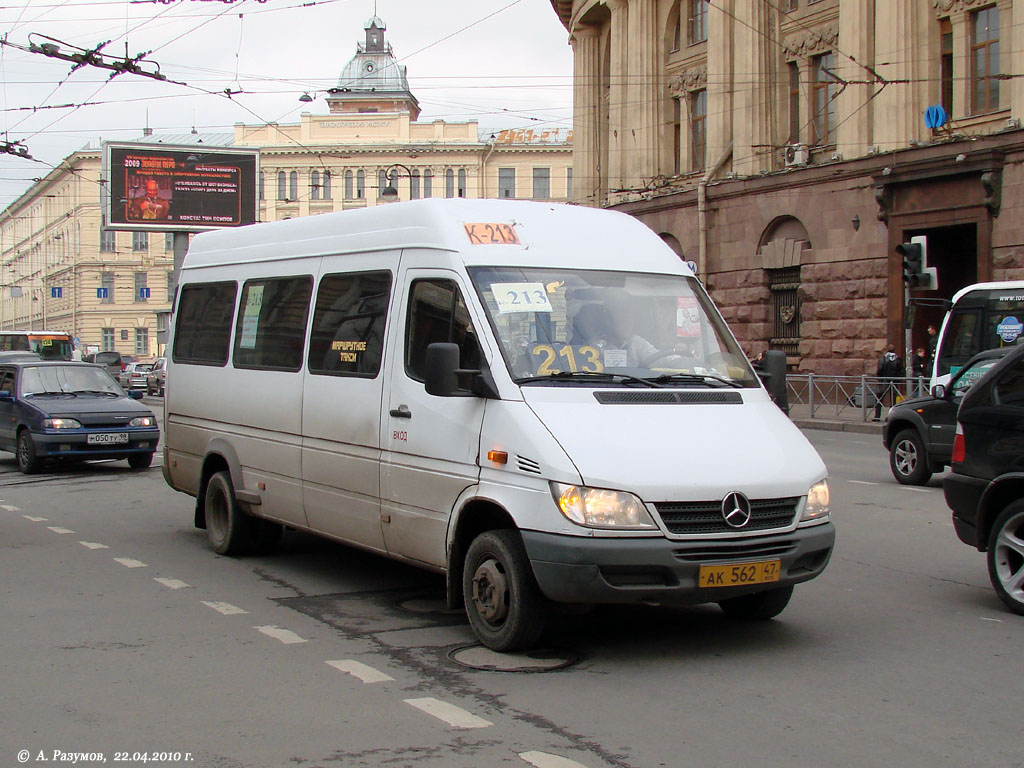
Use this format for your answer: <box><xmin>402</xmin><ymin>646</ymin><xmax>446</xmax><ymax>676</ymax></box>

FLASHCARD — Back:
<box><xmin>204</xmin><ymin>471</ymin><xmax>253</xmax><ymax>556</ymax></box>
<box><xmin>718</xmin><ymin>585</ymin><xmax>794</xmax><ymax>620</ymax></box>
<box><xmin>128</xmin><ymin>452</ymin><xmax>153</xmax><ymax>470</ymax></box>
<box><xmin>986</xmin><ymin>501</ymin><xmax>1024</xmax><ymax>616</ymax></box>
<box><xmin>16</xmin><ymin>429</ymin><xmax>41</xmax><ymax>475</ymax></box>
<box><xmin>889</xmin><ymin>428</ymin><xmax>932</xmax><ymax>486</ymax></box>
<box><xmin>463</xmin><ymin>529</ymin><xmax>545</xmax><ymax>652</ymax></box>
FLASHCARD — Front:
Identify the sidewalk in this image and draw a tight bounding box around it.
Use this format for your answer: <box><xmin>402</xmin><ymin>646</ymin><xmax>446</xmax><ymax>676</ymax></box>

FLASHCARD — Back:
<box><xmin>786</xmin><ymin>402</ymin><xmax>884</xmax><ymax>435</ymax></box>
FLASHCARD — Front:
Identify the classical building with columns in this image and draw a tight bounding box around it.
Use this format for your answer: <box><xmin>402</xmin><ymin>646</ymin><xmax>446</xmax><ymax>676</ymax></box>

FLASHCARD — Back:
<box><xmin>551</xmin><ymin>0</ymin><xmax>1024</xmax><ymax>375</ymax></box>
<box><xmin>0</xmin><ymin>16</ymin><xmax>571</xmax><ymax>357</ymax></box>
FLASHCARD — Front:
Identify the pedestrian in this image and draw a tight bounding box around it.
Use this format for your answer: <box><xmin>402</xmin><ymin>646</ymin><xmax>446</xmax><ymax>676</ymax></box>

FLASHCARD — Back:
<box><xmin>925</xmin><ymin>324</ymin><xmax>939</xmax><ymax>372</ymax></box>
<box><xmin>874</xmin><ymin>344</ymin><xmax>905</xmax><ymax>421</ymax></box>
<box><xmin>911</xmin><ymin>346</ymin><xmax>927</xmax><ymax>397</ymax></box>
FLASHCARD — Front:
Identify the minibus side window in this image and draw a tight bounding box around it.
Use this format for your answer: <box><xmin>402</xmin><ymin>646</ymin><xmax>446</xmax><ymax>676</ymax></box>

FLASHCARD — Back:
<box><xmin>308</xmin><ymin>271</ymin><xmax>392</xmax><ymax>377</ymax></box>
<box><xmin>173</xmin><ymin>282</ymin><xmax>238</xmax><ymax>366</ymax></box>
<box><xmin>405</xmin><ymin>279</ymin><xmax>481</xmax><ymax>386</ymax></box>
<box><xmin>232</xmin><ymin>276</ymin><xmax>313</xmax><ymax>372</ymax></box>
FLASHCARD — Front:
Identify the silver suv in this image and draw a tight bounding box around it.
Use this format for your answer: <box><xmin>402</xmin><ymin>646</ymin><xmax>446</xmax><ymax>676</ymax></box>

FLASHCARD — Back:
<box><xmin>146</xmin><ymin>357</ymin><xmax>166</xmax><ymax>396</ymax></box>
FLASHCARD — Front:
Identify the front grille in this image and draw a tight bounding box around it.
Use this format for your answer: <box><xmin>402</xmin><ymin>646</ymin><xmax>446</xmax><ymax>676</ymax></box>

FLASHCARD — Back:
<box><xmin>673</xmin><ymin>540</ymin><xmax>799</xmax><ymax>563</ymax></box>
<box><xmin>654</xmin><ymin>497</ymin><xmax>800</xmax><ymax>535</ymax></box>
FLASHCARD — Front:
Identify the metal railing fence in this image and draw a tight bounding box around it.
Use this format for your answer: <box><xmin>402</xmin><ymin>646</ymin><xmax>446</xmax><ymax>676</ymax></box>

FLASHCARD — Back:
<box><xmin>785</xmin><ymin>374</ymin><xmax>929</xmax><ymax>422</ymax></box>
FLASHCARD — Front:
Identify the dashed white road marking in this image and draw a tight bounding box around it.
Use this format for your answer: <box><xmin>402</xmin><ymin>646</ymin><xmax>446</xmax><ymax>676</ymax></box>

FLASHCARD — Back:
<box><xmin>403</xmin><ymin>697</ymin><xmax>493</xmax><ymax>729</ymax></box>
<box><xmin>981</xmin><ymin>617</ymin><xmax>1004</xmax><ymax>623</ymax></box>
<box><xmin>326</xmin><ymin>659</ymin><xmax>394</xmax><ymax>683</ymax></box>
<box><xmin>201</xmin><ymin>601</ymin><xmax>248</xmax><ymax>615</ymax></box>
<box><xmin>47</xmin><ymin>526</ymin><xmax>74</xmax><ymax>534</ymax></box>
<box><xmin>79</xmin><ymin>541</ymin><xmax>109</xmax><ymax>550</ymax></box>
<box><xmin>113</xmin><ymin>557</ymin><xmax>147</xmax><ymax>568</ymax></box>
<box><xmin>900</xmin><ymin>487</ymin><xmax>933</xmax><ymax>493</ymax></box>
<box><xmin>22</xmin><ymin>515</ymin><xmax>46</xmax><ymax>522</ymax></box>
<box><xmin>2</xmin><ymin>504</ymin><xmax>21</xmax><ymax>511</ymax></box>
<box><xmin>154</xmin><ymin>578</ymin><xmax>190</xmax><ymax>590</ymax></box>
<box><xmin>848</xmin><ymin>480</ymin><xmax>878</xmax><ymax>486</ymax></box>
<box><xmin>519</xmin><ymin>752</ymin><xmax>594</xmax><ymax>768</ymax></box>
<box><xmin>254</xmin><ymin>625</ymin><xmax>307</xmax><ymax>644</ymax></box>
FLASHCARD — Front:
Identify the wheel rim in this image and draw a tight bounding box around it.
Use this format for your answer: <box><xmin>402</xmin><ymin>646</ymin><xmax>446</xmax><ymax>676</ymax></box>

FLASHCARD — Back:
<box><xmin>471</xmin><ymin>557</ymin><xmax>509</xmax><ymax>628</ymax></box>
<box><xmin>894</xmin><ymin>439</ymin><xmax>918</xmax><ymax>476</ymax></box>
<box><xmin>994</xmin><ymin>511</ymin><xmax>1024</xmax><ymax>604</ymax></box>
<box><xmin>207</xmin><ymin>486</ymin><xmax>228</xmax><ymax>542</ymax></box>
<box><xmin>17</xmin><ymin>433</ymin><xmax>31</xmax><ymax>469</ymax></box>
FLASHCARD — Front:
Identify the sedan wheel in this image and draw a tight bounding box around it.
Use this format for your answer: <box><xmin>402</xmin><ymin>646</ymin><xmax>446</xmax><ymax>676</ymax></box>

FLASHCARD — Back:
<box><xmin>987</xmin><ymin>501</ymin><xmax>1024</xmax><ymax>615</ymax></box>
<box><xmin>16</xmin><ymin>430</ymin><xmax>41</xmax><ymax>475</ymax></box>
<box><xmin>889</xmin><ymin>428</ymin><xmax>932</xmax><ymax>486</ymax></box>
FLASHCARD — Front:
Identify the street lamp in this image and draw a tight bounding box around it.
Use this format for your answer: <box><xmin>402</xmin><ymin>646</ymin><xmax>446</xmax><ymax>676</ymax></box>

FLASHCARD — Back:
<box><xmin>379</xmin><ymin>163</ymin><xmax>413</xmax><ymax>204</ymax></box>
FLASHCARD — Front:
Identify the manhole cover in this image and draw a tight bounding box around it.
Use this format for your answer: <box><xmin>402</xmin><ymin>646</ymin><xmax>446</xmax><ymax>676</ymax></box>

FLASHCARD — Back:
<box><xmin>448</xmin><ymin>644</ymin><xmax>578</xmax><ymax>672</ymax></box>
<box><xmin>396</xmin><ymin>596</ymin><xmax>463</xmax><ymax>616</ymax></box>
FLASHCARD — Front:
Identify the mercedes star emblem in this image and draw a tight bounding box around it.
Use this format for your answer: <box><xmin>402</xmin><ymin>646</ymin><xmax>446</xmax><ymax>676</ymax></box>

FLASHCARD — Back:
<box><xmin>722</xmin><ymin>491</ymin><xmax>752</xmax><ymax>528</ymax></box>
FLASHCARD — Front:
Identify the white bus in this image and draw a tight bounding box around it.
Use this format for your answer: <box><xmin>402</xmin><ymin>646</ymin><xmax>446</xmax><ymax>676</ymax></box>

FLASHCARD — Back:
<box><xmin>933</xmin><ymin>281</ymin><xmax>1024</xmax><ymax>388</ymax></box>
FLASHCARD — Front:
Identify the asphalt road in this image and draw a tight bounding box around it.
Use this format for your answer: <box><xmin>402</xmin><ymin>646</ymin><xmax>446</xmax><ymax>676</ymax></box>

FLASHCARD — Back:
<box><xmin>1</xmin><ymin>421</ymin><xmax>1021</xmax><ymax>768</ymax></box>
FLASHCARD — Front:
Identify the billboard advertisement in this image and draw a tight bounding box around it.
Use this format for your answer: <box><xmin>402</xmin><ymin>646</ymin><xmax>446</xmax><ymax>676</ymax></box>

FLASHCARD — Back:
<box><xmin>103</xmin><ymin>143</ymin><xmax>258</xmax><ymax>231</ymax></box>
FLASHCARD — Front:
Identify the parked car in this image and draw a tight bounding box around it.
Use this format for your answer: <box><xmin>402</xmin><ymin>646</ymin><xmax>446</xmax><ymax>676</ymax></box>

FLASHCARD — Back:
<box><xmin>118</xmin><ymin>361</ymin><xmax>154</xmax><ymax>391</ymax></box>
<box><xmin>943</xmin><ymin>342</ymin><xmax>1024</xmax><ymax>615</ymax></box>
<box><xmin>146</xmin><ymin>357</ymin><xmax>166</xmax><ymax>396</ymax></box>
<box><xmin>84</xmin><ymin>350</ymin><xmax>124</xmax><ymax>376</ymax></box>
<box><xmin>882</xmin><ymin>347</ymin><xmax>1011</xmax><ymax>485</ymax></box>
<box><xmin>0</xmin><ymin>361</ymin><xmax>159</xmax><ymax>474</ymax></box>
<box><xmin>0</xmin><ymin>351</ymin><xmax>43</xmax><ymax>362</ymax></box>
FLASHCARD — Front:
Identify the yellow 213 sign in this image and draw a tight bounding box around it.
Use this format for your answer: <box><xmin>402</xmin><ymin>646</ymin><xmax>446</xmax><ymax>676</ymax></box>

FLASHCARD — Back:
<box><xmin>530</xmin><ymin>344</ymin><xmax>604</xmax><ymax>375</ymax></box>
<box><xmin>464</xmin><ymin>222</ymin><xmax>520</xmax><ymax>245</ymax></box>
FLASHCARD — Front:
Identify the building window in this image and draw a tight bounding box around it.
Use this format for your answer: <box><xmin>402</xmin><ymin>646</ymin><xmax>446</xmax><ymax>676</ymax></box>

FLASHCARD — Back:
<box><xmin>567</xmin><ymin>167</ymin><xmax>573</xmax><ymax>199</ymax></box>
<box><xmin>673</xmin><ymin>97</ymin><xmax>682</xmax><ymax>175</ymax></box>
<box><xmin>100</xmin><ymin>230</ymin><xmax>116</xmax><ymax>252</ymax></box>
<box><xmin>812</xmin><ymin>52</ymin><xmax>837</xmax><ymax>145</ymax></box>
<box><xmin>102</xmin><ymin>327</ymin><xmax>115</xmax><ymax>352</ymax></box>
<box><xmin>670</xmin><ymin>2</ymin><xmax>681</xmax><ymax>53</ymax></box>
<box><xmin>687</xmin><ymin>0</ymin><xmax>707</xmax><ymax>45</ymax></box>
<box><xmin>344</xmin><ymin>170</ymin><xmax>354</xmax><ymax>199</ymax></box>
<box><xmin>769</xmin><ymin>266</ymin><xmax>801</xmax><ymax>356</ymax></box>
<box><xmin>132</xmin><ymin>232</ymin><xmax>148</xmax><ymax>252</ymax></box>
<box><xmin>135</xmin><ymin>328</ymin><xmax>149</xmax><ymax>356</ymax></box>
<box><xmin>411</xmin><ymin>170</ymin><xmax>420</xmax><ymax>199</ymax></box>
<box><xmin>378</xmin><ymin>170</ymin><xmax>387</xmax><ymax>194</ymax></box>
<box><xmin>322</xmin><ymin>171</ymin><xmax>331</xmax><ymax>199</ymax></box>
<box><xmin>100</xmin><ymin>272</ymin><xmax>114</xmax><ymax>304</ymax></box>
<box><xmin>134</xmin><ymin>272</ymin><xmax>148</xmax><ymax>303</ymax></box>
<box><xmin>165</xmin><ymin>233</ymin><xmax>174</xmax><ymax>251</ymax></box>
<box><xmin>356</xmin><ymin>170</ymin><xmax>365</xmax><ymax>198</ymax></box>
<box><xmin>498</xmin><ymin>168</ymin><xmax>515</xmax><ymax>199</ymax></box>
<box><xmin>690</xmin><ymin>89</ymin><xmax>707</xmax><ymax>172</ymax></box>
<box><xmin>788</xmin><ymin>62</ymin><xmax>801</xmax><ymax>144</ymax></box>
<box><xmin>940</xmin><ymin>18</ymin><xmax>953</xmax><ymax>117</ymax></box>
<box><xmin>423</xmin><ymin>169</ymin><xmax>433</xmax><ymax>198</ymax></box>
<box><xmin>782</xmin><ymin>0</ymin><xmax>797</xmax><ymax>10</ymax></box>
<box><xmin>971</xmin><ymin>6</ymin><xmax>1000</xmax><ymax>114</ymax></box>
<box><xmin>167</xmin><ymin>270</ymin><xmax>175</xmax><ymax>302</ymax></box>
<box><xmin>288</xmin><ymin>171</ymin><xmax>298</xmax><ymax>201</ymax></box>
<box><xmin>532</xmin><ymin>167</ymin><xmax>551</xmax><ymax>199</ymax></box>
<box><xmin>277</xmin><ymin>171</ymin><xmax>286</xmax><ymax>200</ymax></box>
<box><xmin>458</xmin><ymin>169</ymin><xmax>467</xmax><ymax>197</ymax></box>
<box><xmin>258</xmin><ymin>171</ymin><xmax>265</xmax><ymax>201</ymax></box>
<box><xmin>311</xmin><ymin>170</ymin><xmax>321</xmax><ymax>200</ymax></box>
<box><xmin>445</xmin><ymin>169</ymin><xmax>455</xmax><ymax>198</ymax></box>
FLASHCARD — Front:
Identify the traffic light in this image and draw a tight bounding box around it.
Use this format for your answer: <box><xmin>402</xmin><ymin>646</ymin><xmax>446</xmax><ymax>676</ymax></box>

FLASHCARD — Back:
<box><xmin>896</xmin><ymin>235</ymin><xmax>937</xmax><ymax>290</ymax></box>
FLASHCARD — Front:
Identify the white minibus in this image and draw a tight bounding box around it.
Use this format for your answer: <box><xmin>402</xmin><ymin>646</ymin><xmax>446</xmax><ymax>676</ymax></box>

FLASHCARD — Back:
<box><xmin>162</xmin><ymin>199</ymin><xmax>835</xmax><ymax>651</ymax></box>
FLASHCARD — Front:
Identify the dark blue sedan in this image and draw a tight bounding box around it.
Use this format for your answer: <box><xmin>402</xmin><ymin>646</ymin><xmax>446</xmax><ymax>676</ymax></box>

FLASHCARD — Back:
<box><xmin>0</xmin><ymin>361</ymin><xmax>159</xmax><ymax>474</ymax></box>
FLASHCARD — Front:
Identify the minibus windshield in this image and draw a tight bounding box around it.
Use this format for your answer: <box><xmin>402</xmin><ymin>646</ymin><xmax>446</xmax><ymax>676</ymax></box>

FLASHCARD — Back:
<box><xmin>468</xmin><ymin>267</ymin><xmax>759</xmax><ymax>387</ymax></box>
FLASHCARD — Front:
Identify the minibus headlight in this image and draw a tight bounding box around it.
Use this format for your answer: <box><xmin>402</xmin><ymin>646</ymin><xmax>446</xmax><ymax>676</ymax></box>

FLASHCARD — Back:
<box><xmin>550</xmin><ymin>483</ymin><xmax>657</xmax><ymax>530</ymax></box>
<box><xmin>801</xmin><ymin>479</ymin><xmax>830</xmax><ymax>521</ymax></box>
<box><xmin>130</xmin><ymin>416</ymin><xmax>155</xmax><ymax>428</ymax></box>
<box><xmin>42</xmin><ymin>417</ymin><xmax>81</xmax><ymax>429</ymax></box>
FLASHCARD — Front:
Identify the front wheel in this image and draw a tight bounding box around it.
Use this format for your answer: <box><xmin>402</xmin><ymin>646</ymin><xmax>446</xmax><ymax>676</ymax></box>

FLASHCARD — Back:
<box><xmin>463</xmin><ymin>530</ymin><xmax>545</xmax><ymax>652</ymax></box>
<box><xmin>718</xmin><ymin>585</ymin><xmax>794</xmax><ymax>620</ymax></box>
<box><xmin>889</xmin><ymin>428</ymin><xmax>932</xmax><ymax>485</ymax></box>
<box><xmin>204</xmin><ymin>471</ymin><xmax>253</xmax><ymax>556</ymax></box>
<box><xmin>16</xmin><ymin>429</ymin><xmax>41</xmax><ymax>474</ymax></box>
<box><xmin>987</xmin><ymin>501</ymin><xmax>1024</xmax><ymax>615</ymax></box>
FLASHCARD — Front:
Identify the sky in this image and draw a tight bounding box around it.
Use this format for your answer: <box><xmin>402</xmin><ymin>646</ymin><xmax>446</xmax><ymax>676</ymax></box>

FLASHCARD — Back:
<box><xmin>0</xmin><ymin>0</ymin><xmax>574</xmax><ymax>210</ymax></box>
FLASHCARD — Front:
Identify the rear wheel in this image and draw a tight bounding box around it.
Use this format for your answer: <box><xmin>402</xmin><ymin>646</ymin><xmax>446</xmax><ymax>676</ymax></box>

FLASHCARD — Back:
<box><xmin>127</xmin><ymin>452</ymin><xmax>153</xmax><ymax>470</ymax></box>
<box><xmin>204</xmin><ymin>471</ymin><xmax>253</xmax><ymax>556</ymax></box>
<box><xmin>987</xmin><ymin>501</ymin><xmax>1024</xmax><ymax>615</ymax></box>
<box><xmin>16</xmin><ymin>429</ymin><xmax>41</xmax><ymax>475</ymax></box>
<box><xmin>889</xmin><ymin>428</ymin><xmax>932</xmax><ymax>485</ymax></box>
<box><xmin>463</xmin><ymin>529</ymin><xmax>545</xmax><ymax>652</ymax></box>
<box><xmin>718</xmin><ymin>585</ymin><xmax>794</xmax><ymax>620</ymax></box>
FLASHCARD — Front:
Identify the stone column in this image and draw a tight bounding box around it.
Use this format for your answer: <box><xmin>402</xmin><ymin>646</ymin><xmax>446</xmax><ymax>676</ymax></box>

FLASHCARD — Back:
<box><xmin>732</xmin><ymin>0</ymin><xmax>772</xmax><ymax>175</ymax></box>
<box><xmin>705</xmin><ymin>0</ymin><xmax>733</xmax><ymax>168</ymax></box>
<box><xmin>874</xmin><ymin>0</ymin><xmax>927</xmax><ymax>149</ymax></box>
<box><xmin>836</xmin><ymin>0</ymin><xmax>875</xmax><ymax>158</ymax></box>
<box><xmin>606</xmin><ymin>0</ymin><xmax>629</xmax><ymax>193</ymax></box>
<box><xmin>570</xmin><ymin>25</ymin><xmax>602</xmax><ymax>205</ymax></box>
<box><xmin>626</xmin><ymin>0</ymin><xmax>659</xmax><ymax>189</ymax></box>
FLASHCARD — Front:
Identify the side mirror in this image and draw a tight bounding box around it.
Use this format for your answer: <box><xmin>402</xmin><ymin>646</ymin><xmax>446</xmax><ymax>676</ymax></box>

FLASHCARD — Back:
<box><xmin>425</xmin><ymin>343</ymin><xmax>471</xmax><ymax>397</ymax></box>
<box><xmin>758</xmin><ymin>349</ymin><xmax>789</xmax><ymax>415</ymax></box>
<box><xmin>931</xmin><ymin>384</ymin><xmax>946</xmax><ymax>399</ymax></box>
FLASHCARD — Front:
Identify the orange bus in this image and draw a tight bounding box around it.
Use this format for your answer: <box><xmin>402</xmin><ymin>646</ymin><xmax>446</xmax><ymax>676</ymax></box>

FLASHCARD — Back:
<box><xmin>0</xmin><ymin>330</ymin><xmax>74</xmax><ymax>360</ymax></box>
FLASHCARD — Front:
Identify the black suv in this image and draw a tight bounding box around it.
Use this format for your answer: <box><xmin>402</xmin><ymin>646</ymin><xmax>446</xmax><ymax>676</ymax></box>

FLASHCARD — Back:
<box><xmin>943</xmin><ymin>342</ymin><xmax>1024</xmax><ymax>615</ymax></box>
<box><xmin>883</xmin><ymin>348</ymin><xmax>1010</xmax><ymax>485</ymax></box>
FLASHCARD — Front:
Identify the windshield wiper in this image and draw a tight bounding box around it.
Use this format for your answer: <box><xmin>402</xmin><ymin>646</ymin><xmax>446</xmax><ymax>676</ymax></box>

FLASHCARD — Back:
<box><xmin>514</xmin><ymin>371</ymin><xmax>663</xmax><ymax>388</ymax></box>
<box><xmin>26</xmin><ymin>391</ymin><xmax>77</xmax><ymax>397</ymax></box>
<box><xmin>648</xmin><ymin>372</ymin><xmax>744</xmax><ymax>389</ymax></box>
<box><xmin>73</xmin><ymin>389</ymin><xmax>119</xmax><ymax>397</ymax></box>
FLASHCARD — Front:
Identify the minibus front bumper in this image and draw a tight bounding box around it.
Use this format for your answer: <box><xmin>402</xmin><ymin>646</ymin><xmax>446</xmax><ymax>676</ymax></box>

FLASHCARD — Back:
<box><xmin>520</xmin><ymin>523</ymin><xmax>835</xmax><ymax>604</ymax></box>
